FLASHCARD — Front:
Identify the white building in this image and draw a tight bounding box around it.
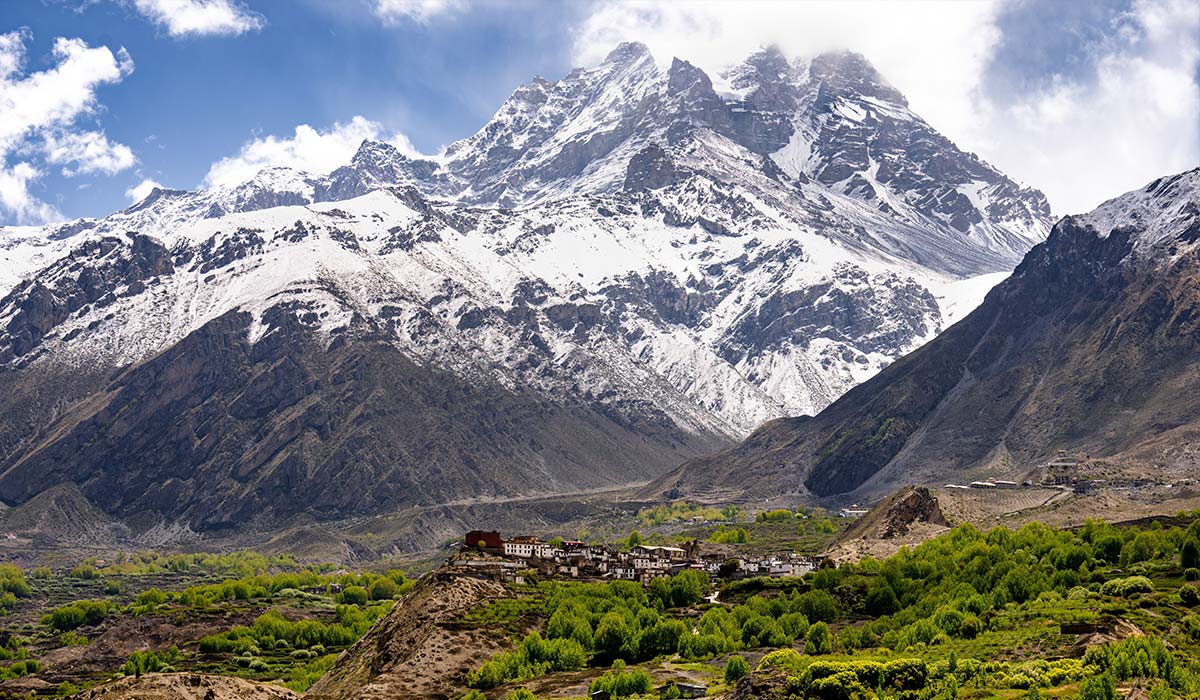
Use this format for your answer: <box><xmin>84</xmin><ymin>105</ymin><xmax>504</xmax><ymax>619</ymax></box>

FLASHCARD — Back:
<box><xmin>503</xmin><ymin>537</ymin><xmax>551</xmax><ymax>559</ymax></box>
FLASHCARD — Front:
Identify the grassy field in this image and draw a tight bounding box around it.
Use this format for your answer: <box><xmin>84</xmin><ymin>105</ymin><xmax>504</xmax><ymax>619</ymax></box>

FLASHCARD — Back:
<box><xmin>0</xmin><ymin>552</ymin><xmax>408</xmax><ymax>695</ymax></box>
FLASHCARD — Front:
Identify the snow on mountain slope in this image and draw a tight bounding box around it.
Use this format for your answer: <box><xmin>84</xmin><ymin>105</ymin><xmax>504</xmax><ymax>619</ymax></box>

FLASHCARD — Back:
<box><xmin>0</xmin><ymin>43</ymin><xmax>1055</xmax><ymax>530</ymax></box>
<box><xmin>1</xmin><ymin>182</ymin><xmax>978</xmax><ymax>436</ymax></box>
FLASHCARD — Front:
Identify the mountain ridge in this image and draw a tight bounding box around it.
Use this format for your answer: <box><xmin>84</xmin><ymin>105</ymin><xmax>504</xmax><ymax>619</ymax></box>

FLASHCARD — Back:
<box><xmin>645</xmin><ymin>167</ymin><xmax>1200</xmax><ymax>503</ymax></box>
<box><xmin>0</xmin><ymin>44</ymin><xmax>1054</xmax><ymax>536</ymax></box>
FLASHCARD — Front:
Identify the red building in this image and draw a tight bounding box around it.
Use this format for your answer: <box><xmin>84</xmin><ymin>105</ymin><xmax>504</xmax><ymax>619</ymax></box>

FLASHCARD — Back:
<box><xmin>463</xmin><ymin>530</ymin><xmax>504</xmax><ymax>553</ymax></box>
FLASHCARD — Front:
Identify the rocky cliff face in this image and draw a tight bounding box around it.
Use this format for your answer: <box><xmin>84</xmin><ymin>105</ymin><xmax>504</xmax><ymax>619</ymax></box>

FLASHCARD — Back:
<box><xmin>0</xmin><ymin>43</ymin><xmax>1052</xmax><ymax>534</ymax></box>
<box><xmin>646</xmin><ymin>168</ymin><xmax>1200</xmax><ymax>502</ymax></box>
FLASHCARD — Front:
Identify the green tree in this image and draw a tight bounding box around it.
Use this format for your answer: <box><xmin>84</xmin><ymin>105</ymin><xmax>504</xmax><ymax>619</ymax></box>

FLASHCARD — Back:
<box><xmin>627</xmin><ymin>530</ymin><xmax>643</xmax><ymax>548</ymax></box>
<box><xmin>594</xmin><ymin>612</ymin><xmax>633</xmax><ymax>662</ymax></box>
<box><xmin>368</xmin><ymin>578</ymin><xmax>398</xmax><ymax>601</ymax></box>
<box><xmin>725</xmin><ymin>654</ymin><xmax>750</xmax><ymax>682</ymax></box>
<box><xmin>1079</xmin><ymin>674</ymin><xmax>1117</xmax><ymax>700</ymax></box>
<box><xmin>806</xmin><ymin>621</ymin><xmax>833</xmax><ymax>655</ymax></box>
<box><xmin>1148</xmin><ymin>681</ymin><xmax>1172</xmax><ymax>700</ymax></box>
<box><xmin>339</xmin><ymin>586</ymin><xmax>369</xmax><ymax>605</ymax></box>
<box><xmin>797</xmin><ymin>590</ymin><xmax>838</xmax><ymax>622</ymax></box>
<box><xmin>1182</xmin><ymin>536</ymin><xmax>1200</xmax><ymax>569</ymax></box>
<box><xmin>865</xmin><ymin>582</ymin><xmax>900</xmax><ymax>616</ymax></box>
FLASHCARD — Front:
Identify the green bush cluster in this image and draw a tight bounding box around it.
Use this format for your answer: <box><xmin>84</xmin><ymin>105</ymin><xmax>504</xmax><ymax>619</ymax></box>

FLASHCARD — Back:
<box><xmin>757</xmin><ymin>509</ymin><xmax>797</xmax><ymax>523</ymax></box>
<box><xmin>725</xmin><ymin>654</ymin><xmax>750</xmax><ymax>682</ymax></box>
<box><xmin>1083</xmin><ymin>635</ymin><xmax>1195</xmax><ymax>691</ymax></box>
<box><xmin>638</xmin><ymin>502</ymin><xmax>738</xmax><ymax>526</ymax></box>
<box><xmin>541</xmin><ymin>573</ymin><xmax>711</xmax><ymax>663</ymax></box>
<box><xmin>0</xmin><ymin>565</ymin><xmax>31</xmax><ymax>615</ymax></box>
<box><xmin>80</xmin><ymin>550</ymin><xmax>309</xmax><ymax>578</ymax></box>
<box><xmin>1098</xmin><ymin>576</ymin><xmax>1154</xmax><ymax>597</ymax></box>
<box><xmin>41</xmin><ymin>600</ymin><xmax>113</xmax><ymax>632</ymax></box>
<box><xmin>588</xmin><ymin>660</ymin><xmax>652</xmax><ymax>698</ymax></box>
<box><xmin>466</xmin><ymin>632</ymin><xmax>587</xmax><ymax>689</ymax></box>
<box><xmin>710</xmin><ymin>526</ymin><xmax>749</xmax><ymax>544</ymax></box>
<box><xmin>172</xmin><ymin>569</ymin><xmax>408</xmax><ymax>608</ymax></box>
<box><xmin>197</xmin><ymin>605</ymin><xmax>388</xmax><ymax>655</ymax></box>
<box><xmin>0</xmin><ymin>659</ymin><xmax>38</xmax><ymax>680</ymax></box>
<box><xmin>121</xmin><ymin>646</ymin><xmax>180</xmax><ymax>677</ymax></box>
<box><xmin>0</xmin><ymin>565</ymin><xmax>31</xmax><ymax>598</ymax></box>
<box><xmin>284</xmin><ymin>653</ymin><xmax>338</xmax><ymax>692</ymax></box>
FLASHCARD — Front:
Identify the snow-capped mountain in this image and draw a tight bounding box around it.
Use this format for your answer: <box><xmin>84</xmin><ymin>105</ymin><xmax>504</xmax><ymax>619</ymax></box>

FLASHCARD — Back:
<box><xmin>0</xmin><ymin>44</ymin><xmax>1051</xmax><ymax>531</ymax></box>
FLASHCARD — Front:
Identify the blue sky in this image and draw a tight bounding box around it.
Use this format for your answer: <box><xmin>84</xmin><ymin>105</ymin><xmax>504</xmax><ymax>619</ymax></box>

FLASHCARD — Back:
<box><xmin>1</xmin><ymin>0</ymin><xmax>1197</xmax><ymax>225</ymax></box>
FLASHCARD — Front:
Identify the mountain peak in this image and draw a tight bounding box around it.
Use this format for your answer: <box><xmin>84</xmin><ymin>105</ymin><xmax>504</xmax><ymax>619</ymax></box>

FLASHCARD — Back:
<box><xmin>809</xmin><ymin>50</ymin><xmax>906</xmax><ymax>106</ymax></box>
<box><xmin>604</xmin><ymin>41</ymin><xmax>652</xmax><ymax>65</ymax></box>
<box><xmin>1076</xmin><ymin>167</ymin><xmax>1200</xmax><ymax>248</ymax></box>
<box><xmin>352</xmin><ymin>138</ymin><xmax>409</xmax><ymax>167</ymax></box>
<box><xmin>743</xmin><ymin>44</ymin><xmax>792</xmax><ymax>72</ymax></box>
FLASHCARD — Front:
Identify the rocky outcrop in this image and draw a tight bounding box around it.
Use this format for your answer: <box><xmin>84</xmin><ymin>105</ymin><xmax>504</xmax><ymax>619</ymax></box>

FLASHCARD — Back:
<box><xmin>71</xmin><ymin>673</ymin><xmax>298</xmax><ymax>700</ymax></box>
<box><xmin>0</xmin><ymin>234</ymin><xmax>172</xmax><ymax>361</ymax></box>
<box><xmin>306</xmin><ymin>574</ymin><xmax>510</xmax><ymax>700</ymax></box>
<box><xmin>875</xmin><ymin>486</ymin><xmax>947</xmax><ymax>539</ymax></box>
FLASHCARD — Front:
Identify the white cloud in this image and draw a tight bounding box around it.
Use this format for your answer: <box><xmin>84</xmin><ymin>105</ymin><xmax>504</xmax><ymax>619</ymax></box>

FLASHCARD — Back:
<box><xmin>970</xmin><ymin>0</ymin><xmax>1200</xmax><ymax>214</ymax></box>
<box><xmin>44</xmin><ymin>129</ymin><xmax>136</xmax><ymax>176</ymax></box>
<box><xmin>373</xmin><ymin>0</ymin><xmax>465</xmax><ymax>24</ymax></box>
<box><xmin>0</xmin><ymin>30</ymin><xmax>136</xmax><ymax>224</ymax></box>
<box><xmin>0</xmin><ymin>162</ymin><xmax>58</xmax><ymax>224</ymax></box>
<box><xmin>574</xmin><ymin>1</ymin><xmax>1001</xmax><ymax>155</ymax></box>
<box><xmin>127</xmin><ymin>0</ymin><xmax>264</xmax><ymax>38</ymax></box>
<box><xmin>203</xmin><ymin>115</ymin><xmax>421</xmax><ymax>189</ymax></box>
<box><xmin>573</xmin><ymin>0</ymin><xmax>1200</xmax><ymax>215</ymax></box>
<box><xmin>125</xmin><ymin>177</ymin><xmax>164</xmax><ymax>203</ymax></box>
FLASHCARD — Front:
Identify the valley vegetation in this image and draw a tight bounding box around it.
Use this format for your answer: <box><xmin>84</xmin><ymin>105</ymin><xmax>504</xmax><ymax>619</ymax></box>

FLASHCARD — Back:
<box><xmin>458</xmin><ymin>514</ymin><xmax>1200</xmax><ymax>699</ymax></box>
<box><xmin>0</xmin><ymin>550</ymin><xmax>411</xmax><ymax>695</ymax></box>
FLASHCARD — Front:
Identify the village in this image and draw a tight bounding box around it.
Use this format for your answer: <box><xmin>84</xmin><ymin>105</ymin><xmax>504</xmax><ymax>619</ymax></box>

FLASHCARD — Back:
<box><xmin>449</xmin><ymin>530</ymin><xmax>825</xmax><ymax>586</ymax></box>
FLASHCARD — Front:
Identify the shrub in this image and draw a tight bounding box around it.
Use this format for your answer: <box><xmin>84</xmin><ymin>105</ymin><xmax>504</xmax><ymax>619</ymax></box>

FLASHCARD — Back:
<box><xmin>136</xmin><ymin>589</ymin><xmax>168</xmax><ymax>607</ymax></box>
<box><xmin>339</xmin><ymin>586</ymin><xmax>369</xmax><ymax>605</ymax></box>
<box><xmin>466</xmin><ymin>632</ymin><xmax>587</xmax><ymax>689</ymax></box>
<box><xmin>0</xmin><ymin>566</ymin><xmax>31</xmax><ymax>599</ymax></box>
<box><xmin>809</xmin><ymin>669</ymin><xmax>867</xmax><ymax>699</ymax></box>
<box><xmin>756</xmin><ymin>509</ymin><xmax>796</xmax><ymax>523</ymax></box>
<box><xmin>757</xmin><ymin>648</ymin><xmax>804</xmax><ymax>672</ymax></box>
<box><xmin>589</xmin><ymin>660</ymin><xmax>652</xmax><ymax>698</ymax></box>
<box><xmin>710</xmin><ymin>526</ymin><xmax>749</xmax><ymax>544</ymax></box>
<box><xmin>121</xmin><ymin>647</ymin><xmax>179</xmax><ymax>677</ymax></box>
<box><xmin>59</xmin><ymin>631</ymin><xmax>90</xmax><ymax>646</ymax></box>
<box><xmin>284</xmin><ymin>654</ymin><xmax>338</xmax><ymax>692</ymax></box>
<box><xmin>1182</xmin><ymin>537</ymin><xmax>1200</xmax><ymax>569</ymax></box>
<box><xmin>1099</xmin><ymin>576</ymin><xmax>1153</xmax><ymax>597</ymax></box>
<box><xmin>1181</xmin><ymin>584</ymin><xmax>1200</xmax><ymax>607</ymax></box>
<box><xmin>69</xmin><ymin>564</ymin><xmax>101</xmax><ymax>580</ymax></box>
<box><xmin>368</xmin><ymin>578</ymin><xmax>398</xmax><ymax>601</ymax></box>
<box><xmin>797</xmin><ymin>590</ymin><xmax>838</xmax><ymax>622</ymax></box>
<box><xmin>1079</xmin><ymin>674</ymin><xmax>1117</xmax><ymax>700</ymax></box>
<box><xmin>42</xmin><ymin>600</ymin><xmax>112</xmax><ymax>632</ymax></box>
<box><xmin>806</xmin><ymin>621</ymin><xmax>833</xmax><ymax>655</ymax></box>
<box><xmin>865</xmin><ymin>582</ymin><xmax>900</xmax><ymax>616</ymax></box>
<box><xmin>725</xmin><ymin>654</ymin><xmax>750</xmax><ymax>682</ymax></box>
